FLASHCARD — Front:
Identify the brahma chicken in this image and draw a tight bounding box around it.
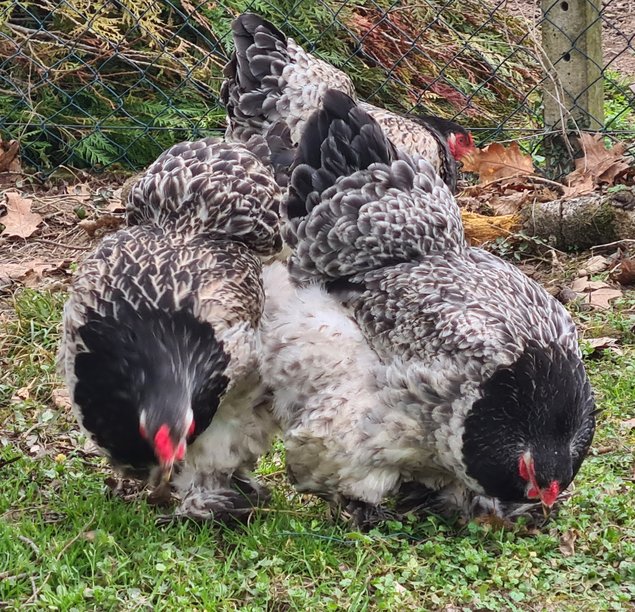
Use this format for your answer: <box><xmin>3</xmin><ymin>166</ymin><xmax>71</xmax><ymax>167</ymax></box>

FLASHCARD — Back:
<box><xmin>58</xmin><ymin>136</ymin><xmax>282</xmax><ymax>520</ymax></box>
<box><xmin>221</xmin><ymin>12</ymin><xmax>475</xmax><ymax>192</ymax></box>
<box><xmin>258</xmin><ymin>90</ymin><xmax>596</xmax><ymax>526</ymax></box>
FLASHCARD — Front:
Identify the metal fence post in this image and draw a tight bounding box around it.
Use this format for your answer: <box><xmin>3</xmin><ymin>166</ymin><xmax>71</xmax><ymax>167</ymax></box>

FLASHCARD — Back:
<box><xmin>541</xmin><ymin>0</ymin><xmax>604</xmax><ymax>177</ymax></box>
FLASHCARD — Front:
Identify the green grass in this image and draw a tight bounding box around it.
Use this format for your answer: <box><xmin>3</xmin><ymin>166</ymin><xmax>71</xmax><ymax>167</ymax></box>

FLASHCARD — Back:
<box><xmin>1</xmin><ymin>289</ymin><xmax>634</xmax><ymax>610</ymax></box>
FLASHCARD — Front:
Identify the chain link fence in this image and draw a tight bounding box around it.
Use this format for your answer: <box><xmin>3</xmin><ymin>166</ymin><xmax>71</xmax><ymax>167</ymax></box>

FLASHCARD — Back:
<box><xmin>0</xmin><ymin>0</ymin><xmax>633</xmax><ymax>175</ymax></box>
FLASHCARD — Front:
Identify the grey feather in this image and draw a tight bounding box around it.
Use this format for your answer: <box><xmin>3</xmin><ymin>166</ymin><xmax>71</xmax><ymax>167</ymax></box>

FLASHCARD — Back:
<box><xmin>60</xmin><ymin>137</ymin><xmax>283</xmax><ymax>521</ymax></box>
<box><xmin>259</xmin><ymin>92</ymin><xmax>595</xmax><ymax>524</ymax></box>
<box><xmin>126</xmin><ymin>136</ymin><xmax>282</xmax><ymax>255</ymax></box>
<box><xmin>221</xmin><ymin>12</ymin><xmax>457</xmax><ymax>192</ymax></box>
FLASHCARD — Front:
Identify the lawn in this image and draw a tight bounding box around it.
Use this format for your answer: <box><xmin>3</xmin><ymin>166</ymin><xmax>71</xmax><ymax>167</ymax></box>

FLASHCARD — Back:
<box><xmin>1</xmin><ymin>273</ymin><xmax>634</xmax><ymax>610</ymax></box>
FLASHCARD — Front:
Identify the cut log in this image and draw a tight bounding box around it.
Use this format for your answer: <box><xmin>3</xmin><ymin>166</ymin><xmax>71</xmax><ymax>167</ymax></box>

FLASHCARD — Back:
<box><xmin>461</xmin><ymin>188</ymin><xmax>635</xmax><ymax>250</ymax></box>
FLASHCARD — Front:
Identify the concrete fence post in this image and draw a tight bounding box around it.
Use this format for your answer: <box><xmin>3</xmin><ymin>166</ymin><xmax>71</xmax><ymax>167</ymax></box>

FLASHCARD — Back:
<box><xmin>541</xmin><ymin>0</ymin><xmax>604</xmax><ymax>177</ymax></box>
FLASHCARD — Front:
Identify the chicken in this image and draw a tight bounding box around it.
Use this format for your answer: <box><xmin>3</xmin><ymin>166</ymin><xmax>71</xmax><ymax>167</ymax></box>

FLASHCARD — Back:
<box><xmin>58</xmin><ymin>136</ymin><xmax>282</xmax><ymax>520</ymax></box>
<box><xmin>220</xmin><ymin>12</ymin><xmax>475</xmax><ymax>193</ymax></box>
<box><xmin>258</xmin><ymin>90</ymin><xmax>596</xmax><ymax>525</ymax></box>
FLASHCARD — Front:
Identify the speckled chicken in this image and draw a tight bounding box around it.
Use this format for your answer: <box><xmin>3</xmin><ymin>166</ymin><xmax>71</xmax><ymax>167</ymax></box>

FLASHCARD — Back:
<box><xmin>258</xmin><ymin>90</ymin><xmax>596</xmax><ymax>525</ymax></box>
<box><xmin>221</xmin><ymin>12</ymin><xmax>475</xmax><ymax>192</ymax></box>
<box><xmin>58</xmin><ymin>136</ymin><xmax>282</xmax><ymax>520</ymax></box>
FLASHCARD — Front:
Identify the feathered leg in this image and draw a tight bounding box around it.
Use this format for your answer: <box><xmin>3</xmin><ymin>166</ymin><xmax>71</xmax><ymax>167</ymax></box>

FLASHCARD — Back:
<box><xmin>164</xmin><ymin>380</ymin><xmax>278</xmax><ymax>523</ymax></box>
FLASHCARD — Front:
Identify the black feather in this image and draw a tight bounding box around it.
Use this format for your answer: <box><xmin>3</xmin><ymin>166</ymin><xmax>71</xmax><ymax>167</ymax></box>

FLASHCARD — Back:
<box><xmin>462</xmin><ymin>340</ymin><xmax>595</xmax><ymax>502</ymax></box>
<box><xmin>287</xmin><ymin>89</ymin><xmax>398</xmax><ymax>220</ymax></box>
<box><xmin>74</xmin><ymin>302</ymin><xmax>230</xmax><ymax>471</ymax></box>
<box><xmin>411</xmin><ymin>114</ymin><xmax>471</xmax><ymax>139</ymax></box>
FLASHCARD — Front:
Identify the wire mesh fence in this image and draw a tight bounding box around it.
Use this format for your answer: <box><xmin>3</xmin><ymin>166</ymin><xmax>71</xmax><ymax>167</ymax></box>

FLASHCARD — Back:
<box><xmin>0</xmin><ymin>0</ymin><xmax>633</xmax><ymax>175</ymax></box>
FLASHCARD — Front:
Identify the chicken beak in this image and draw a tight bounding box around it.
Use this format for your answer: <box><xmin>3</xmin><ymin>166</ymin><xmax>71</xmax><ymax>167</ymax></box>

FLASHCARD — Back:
<box><xmin>160</xmin><ymin>464</ymin><xmax>173</xmax><ymax>484</ymax></box>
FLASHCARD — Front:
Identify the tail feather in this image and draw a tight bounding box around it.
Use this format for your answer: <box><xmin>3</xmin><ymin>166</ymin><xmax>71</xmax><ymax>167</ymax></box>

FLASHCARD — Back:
<box><xmin>283</xmin><ymin>89</ymin><xmax>465</xmax><ymax>285</ymax></box>
<box><xmin>222</xmin><ymin>13</ymin><xmax>356</xmax><ymax>188</ymax></box>
<box><xmin>287</xmin><ymin>90</ymin><xmax>398</xmax><ymax>220</ymax></box>
<box><xmin>221</xmin><ymin>13</ymin><xmax>291</xmax><ymax>141</ymax></box>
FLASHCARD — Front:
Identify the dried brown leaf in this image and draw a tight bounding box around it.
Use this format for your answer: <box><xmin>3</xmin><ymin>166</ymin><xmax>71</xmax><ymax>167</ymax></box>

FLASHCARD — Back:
<box><xmin>461</xmin><ymin>142</ymin><xmax>535</xmax><ymax>184</ymax></box>
<box><xmin>564</xmin><ymin>134</ymin><xmax>631</xmax><ymax>196</ymax></box>
<box><xmin>72</xmin><ymin>183</ymin><xmax>92</xmax><ymax>202</ymax></box>
<box><xmin>14</xmin><ymin>387</ymin><xmax>31</xmax><ymax>401</ymax></box>
<box><xmin>0</xmin><ymin>260</ymin><xmax>61</xmax><ymax>288</ymax></box>
<box><xmin>106</xmin><ymin>199</ymin><xmax>125</xmax><ymax>213</ymax></box>
<box><xmin>585</xmin><ymin>337</ymin><xmax>622</xmax><ymax>356</ymax></box>
<box><xmin>622</xmin><ymin>418</ymin><xmax>635</xmax><ymax>430</ymax></box>
<box><xmin>489</xmin><ymin>191</ymin><xmax>532</xmax><ymax>215</ymax></box>
<box><xmin>51</xmin><ymin>388</ymin><xmax>72</xmax><ymax>412</ymax></box>
<box><xmin>562</xmin><ymin>171</ymin><xmax>595</xmax><ymax>198</ymax></box>
<box><xmin>571</xmin><ymin>277</ymin><xmax>610</xmax><ymax>292</ymax></box>
<box><xmin>0</xmin><ymin>139</ymin><xmax>22</xmax><ymax>173</ymax></box>
<box><xmin>559</xmin><ymin>529</ymin><xmax>577</xmax><ymax>556</ymax></box>
<box><xmin>0</xmin><ymin>192</ymin><xmax>43</xmax><ymax>238</ymax></box>
<box><xmin>586</xmin><ymin>337</ymin><xmax>619</xmax><ymax>350</ymax></box>
<box><xmin>583</xmin><ymin>255</ymin><xmax>610</xmax><ymax>275</ymax></box>
<box><xmin>612</xmin><ymin>259</ymin><xmax>635</xmax><ymax>286</ymax></box>
<box><xmin>586</xmin><ymin>287</ymin><xmax>623</xmax><ymax>309</ymax></box>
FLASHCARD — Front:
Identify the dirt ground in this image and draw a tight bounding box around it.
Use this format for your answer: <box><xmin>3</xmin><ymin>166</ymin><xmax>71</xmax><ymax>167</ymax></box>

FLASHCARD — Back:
<box><xmin>0</xmin><ymin>171</ymin><xmax>632</xmax><ymax>324</ymax></box>
<box><xmin>503</xmin><ymin>0</ymin><xmax>635</xmax><ymax>80</ymax></box>
<box><xmin>0</xmin><ymin>174</ymin><xmax>127</xmax><ymax>313</ymax></box>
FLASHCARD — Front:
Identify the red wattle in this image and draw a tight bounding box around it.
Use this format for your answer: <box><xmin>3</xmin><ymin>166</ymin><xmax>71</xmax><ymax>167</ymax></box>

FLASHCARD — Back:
<box><xmin>154</xmin><ymin>425</ymin><xmax>175</xmax><ymax>463</ymax></box>
<box><xmin>519</xmin><ymin>456</ymin><xmax>530</xmax><ymax>481</ymax></box>
<box><xmin>527</xmin><ymin>486</ymin><xmax>540</xmax><ymax>499</ymax></box>
<box><xmin>175</xmin><ymin>442</ymin><xmax>186</xmax><ymax>461</ymax></box>
<box><xmin>540</xmin><ymin>481</ymin><xmax>560</xmax><ymax>507</ymax></box>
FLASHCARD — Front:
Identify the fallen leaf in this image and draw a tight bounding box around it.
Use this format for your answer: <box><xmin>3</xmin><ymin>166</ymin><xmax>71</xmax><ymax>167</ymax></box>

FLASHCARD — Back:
<box><xmin>51</xmin><ymin>388</ymin><xmax>72</xmax><ymax>411</ymax></box>
<box><xmin>612</xmin><ymin>259</ymin><xmax>635</xmax><ymax>285</ymax></box>
<box><xmin>106</xmin><ymin>199</ymin><xmax>125</xmax><ymax>213</ymax></box>
<box><xmin>0</xmin><ymin>192</ymin><xmax>43</xmax><ymax>238</ymax></box>
<box><xmin>559</xmin><ymin>529</ymin><xmax>577</xmax><ymax>556</ymax></box>
<box><xmin>571</xmin><ymin>277</ymin><xmax>610</xmax><ymax>292</ymax></box>
<box><xmin>562</xmin><ymin>172</ymin><xmax>595</xmax><ymax>198</ymax></box>
<box><xmin>14</xmin><ymin>387</ymin><xmax>30</xmax><ymax>401</ymax></box>
<box><xmin>583</xmin><ymin>255</ymin><xmax>609</xmax><ymax>275</ymax></box>
<box><xmin>586</xmin><ymin>337</ymin><xmax>619</xmax><ymax>350</ymax></box>
<box><xmin>72</xmin><ymin>183</ymin><xmax>92</xmax><ymax>201</ymax></box>
<box><xmin>563</xmin><ymin>133</ymin><xmax>631</xmax><ymax>195</ymax></box>
<box><xmin>586</xmin><ymin>287</ymin><xmax>623</xmax><ymax>309</ymax></box>
<box><xmin>622</xmin><ymin>418</ymin><xmax>635</xmax><ymax>430</ymax></box>
<box><xmin>0</xmin><ymin>139</ymin><xmax>22</xmax><ymax>173</ymax></box>
<box><xmin>78</xmin><ymin>215</ymin><xmax>123</xmax><ymax>237</ymax></box>
<box><xmin>0</xmin><ymin>260</ymin><xmax>62</xmax><ymax>288</ymax></box>
<box><xmin>584</xmin><ymin>336</ymin><xmax>622</xmax><ymax>356</ymax></box>
<box><xmin>461</xmin><ymin>142</ymin><xmax>535</xmax><ymax>184</ymax></box>
<box><xmin>578</xmin><ymin>133</ymin><xmax>630</xmax><ymax>185</ymax></box>
<box><xmin>489</xmin><ymin>191</ymin><xmax>532</xmax><ymax>215</ymax></box>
